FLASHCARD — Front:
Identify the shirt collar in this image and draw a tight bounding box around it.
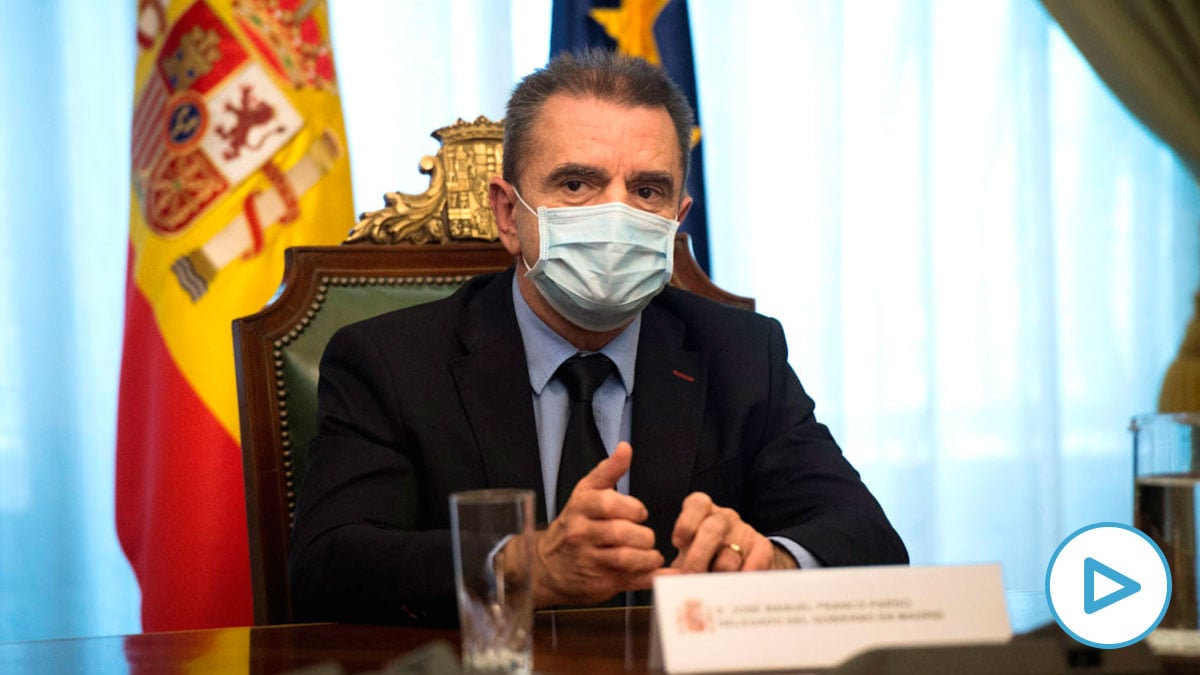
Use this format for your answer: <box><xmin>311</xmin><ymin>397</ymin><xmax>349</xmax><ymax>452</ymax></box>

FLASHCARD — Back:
<box><xmin>511</xmin><ymin>276</ymin><xmax>639</xmax><ymax>397</ymax></box>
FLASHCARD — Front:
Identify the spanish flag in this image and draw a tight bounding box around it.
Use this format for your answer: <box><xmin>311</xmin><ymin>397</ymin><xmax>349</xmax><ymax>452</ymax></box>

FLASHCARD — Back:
<box><xmin>118</xmin><ymin>0</ymin><xmax>353</xmax><ymax>630</ymax></box>
<box><xmin>551</xmin><ymin>0</ymin><xmax>710</xmax><ymax>272</ymax></box>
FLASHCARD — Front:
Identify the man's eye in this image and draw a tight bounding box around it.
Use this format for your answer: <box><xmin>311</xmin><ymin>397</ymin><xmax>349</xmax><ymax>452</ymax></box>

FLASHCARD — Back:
<box><xmin>564</xmin><ymin>180</ymin><xmax>584</xmax><ymax>192</ymax></box>
<box><xmin>636</xmin><ymin>187</ymin><xmax>659</xmax><ymax>199</ymax></box>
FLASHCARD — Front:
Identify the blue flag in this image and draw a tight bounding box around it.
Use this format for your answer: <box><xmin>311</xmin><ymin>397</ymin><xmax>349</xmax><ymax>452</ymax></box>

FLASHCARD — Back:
<box><xmin>551</xmin><ymin>0</ymin><xmax>711</xmax><ymax>273</ymax></box>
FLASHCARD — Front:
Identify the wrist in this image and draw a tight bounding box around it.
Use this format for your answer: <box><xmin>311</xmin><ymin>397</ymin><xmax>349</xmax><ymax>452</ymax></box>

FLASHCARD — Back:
<box><xmin>770</xmin><ymin>543</ymin><xmax>799</xmax><ymax>570</ymax></box>
<box><xmin>526</xmin><ymin>530</ymin><xmax>562</xmax><ymax>607</ymax></box>
<box><xmin>500</xmin><ymin>531</ymin><xmax>557</xmax><ymax>608</ymax></box>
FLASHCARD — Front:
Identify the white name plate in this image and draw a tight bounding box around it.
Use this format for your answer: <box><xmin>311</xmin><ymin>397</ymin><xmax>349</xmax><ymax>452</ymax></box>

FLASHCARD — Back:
<box><xmin>652</xmin><ymin>563</ymin><xmax>1011</xmax><ymax>673</ymax></box>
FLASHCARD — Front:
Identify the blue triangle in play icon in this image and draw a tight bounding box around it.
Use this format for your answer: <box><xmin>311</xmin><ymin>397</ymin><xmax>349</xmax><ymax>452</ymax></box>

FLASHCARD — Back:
<box><xmin>1084</xmin><ymin>557</ymin><xmax>1142</xmax><ymax>614</ymax></box>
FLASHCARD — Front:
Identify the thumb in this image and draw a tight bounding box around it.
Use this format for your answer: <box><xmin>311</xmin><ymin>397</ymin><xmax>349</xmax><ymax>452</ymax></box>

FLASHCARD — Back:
<box><xmin>580</xmin><ymin>441</ymin><xmax>633</xmax><ymax>491</ymax></box>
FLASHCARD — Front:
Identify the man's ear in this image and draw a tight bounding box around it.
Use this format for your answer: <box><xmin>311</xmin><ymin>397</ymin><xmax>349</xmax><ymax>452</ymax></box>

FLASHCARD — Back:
<box><xmin>676</xmin><ymin>194</ymin><xmax>694</xmax><ymax>225</ymax></box>
<box><xmin>489</xmin><ymin>176</ymin><xmax>522</xmax><ymax>257</ymax></box>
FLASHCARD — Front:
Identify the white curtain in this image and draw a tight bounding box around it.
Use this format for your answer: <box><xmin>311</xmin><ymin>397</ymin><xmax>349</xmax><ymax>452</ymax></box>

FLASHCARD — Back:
<box><xmin>0</xmin><ymin>1</ymin><xmax>140</xmax><ymax>641</ymax></box>
<box><xmin>692</xmin><ymin>0</ymin><xmax>1200</xmax><ymax>593</ymax></box>
<box><xmin>329</xmin><ymin>0</ymin><xmax>551</xmax><ymax>212</ymax></box>
<box><xmin>0</xmin><ymin>0</ymin><xmax>1196</xmax><ymax>640</ymax></box>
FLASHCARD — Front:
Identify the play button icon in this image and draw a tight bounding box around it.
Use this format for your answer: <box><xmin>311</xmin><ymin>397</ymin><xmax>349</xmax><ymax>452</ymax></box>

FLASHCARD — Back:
<box><xmin>1046</xmin><ymin>523</ymin><xmax>1170</xmax><ymax>648</ymax></box>
<box><xmin>1084</xmin><ymin>557</ymin><xmax>1141</xmax><ymax>614</ymax></box>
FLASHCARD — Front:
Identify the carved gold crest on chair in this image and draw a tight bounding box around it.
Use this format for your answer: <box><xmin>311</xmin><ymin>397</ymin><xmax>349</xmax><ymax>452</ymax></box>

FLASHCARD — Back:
<box><xmin>346</xmin><ymin>116</ymin><xmax>503</xmax><ymax>245</ymax></box>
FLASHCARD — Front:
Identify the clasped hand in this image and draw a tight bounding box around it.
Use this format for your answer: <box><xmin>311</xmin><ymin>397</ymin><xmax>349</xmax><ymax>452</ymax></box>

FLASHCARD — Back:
<box><xmin>514</xmin><ymin>441</ymin><xmax>796</xmax><ymax>608</ymax></box>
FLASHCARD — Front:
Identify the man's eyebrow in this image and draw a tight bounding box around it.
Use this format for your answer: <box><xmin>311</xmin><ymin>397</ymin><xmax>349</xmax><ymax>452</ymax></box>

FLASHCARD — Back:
<box><xmin>629</xmin><ymin>170</ymin><xmax>677</xmax><ymax>196</ymax></box>
<box><xmin>544</xmin><ymin>163</ymin><xmax>608</xmax><ymax>186</ymax></box>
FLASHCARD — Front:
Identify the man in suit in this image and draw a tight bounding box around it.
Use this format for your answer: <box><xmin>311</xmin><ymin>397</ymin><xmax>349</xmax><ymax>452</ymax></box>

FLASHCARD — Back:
<box><xmin>290</xmin><ymin>50</ymin><xmax>906</xmax><ymax>625</ymax></box>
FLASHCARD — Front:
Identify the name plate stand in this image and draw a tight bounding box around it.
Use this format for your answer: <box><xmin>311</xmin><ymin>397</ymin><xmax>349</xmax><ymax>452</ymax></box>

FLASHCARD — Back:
<box><xmin>651</xmin><ymin>564</ymin><xmax>1011</xmax><ymax>673</ymax></box>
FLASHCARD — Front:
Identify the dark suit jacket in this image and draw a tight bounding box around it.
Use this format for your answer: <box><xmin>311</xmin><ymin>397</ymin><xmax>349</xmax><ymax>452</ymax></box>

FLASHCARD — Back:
<box><xmin>289</xmin><ymin>269</ymin><xmax>907</xmax><ymax>625</ymax></box>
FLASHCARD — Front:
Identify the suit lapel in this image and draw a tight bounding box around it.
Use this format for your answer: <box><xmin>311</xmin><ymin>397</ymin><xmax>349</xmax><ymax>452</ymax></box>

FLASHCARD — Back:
<box><xmin>449</xmin><ymin>269</ymin><xmax>549</xmax><ymax>523</ymax></box>
<box><xmin>630</xmin><ymin>300</ymin><xmax>709</xmax><ymax>560</ymax></box>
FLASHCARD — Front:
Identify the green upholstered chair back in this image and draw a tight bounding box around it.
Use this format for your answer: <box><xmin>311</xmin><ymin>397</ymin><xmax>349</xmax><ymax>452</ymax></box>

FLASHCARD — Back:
<box><xmin>232</xmin><ymin>118</ymin><xmax>754</xmax><ymax>626</ymax></box>
<box><xmin>233</xmin><ymin>243</ymin><xmax>515</xmax><ymax>625</ymax></box>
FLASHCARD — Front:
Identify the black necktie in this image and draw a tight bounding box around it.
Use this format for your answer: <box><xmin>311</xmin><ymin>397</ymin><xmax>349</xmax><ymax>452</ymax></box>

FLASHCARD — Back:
<box><xmin>555</xmin><ymin>353</ymin><xmax>615</xmax><ymax>515</ymax></box>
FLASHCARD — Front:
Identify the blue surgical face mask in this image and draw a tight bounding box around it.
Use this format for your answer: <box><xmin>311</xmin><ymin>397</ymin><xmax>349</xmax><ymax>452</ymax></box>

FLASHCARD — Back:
<box><xmin>513</xmin><ymin>188</ymin><xmax>680</xmax><ymax>332</ymax></box>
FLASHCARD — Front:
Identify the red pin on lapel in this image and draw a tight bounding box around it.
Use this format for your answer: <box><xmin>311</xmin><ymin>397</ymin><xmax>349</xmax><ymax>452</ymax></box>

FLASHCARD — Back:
<box><xmin>672</xmin><ymin>369</ymin><xmax>695</xmax><ymax>383</ymax></box>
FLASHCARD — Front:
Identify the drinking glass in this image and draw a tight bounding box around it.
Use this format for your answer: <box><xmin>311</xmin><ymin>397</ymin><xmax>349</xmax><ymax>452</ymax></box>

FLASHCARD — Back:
<box><xmin>450</xmin><ymin>489</ymin><xmax>535</xmax><ymax>674</ymax></box>
<box><xmin>1132</xmin><ymin>412</ymin><xmax>1200</xmax><ymax>633</ymax></box>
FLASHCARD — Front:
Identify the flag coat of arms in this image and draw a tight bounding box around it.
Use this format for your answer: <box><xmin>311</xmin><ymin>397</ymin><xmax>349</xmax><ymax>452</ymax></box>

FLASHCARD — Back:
<box><xmin>119</xmin><ymin>0</ymin><xmax>353</xmax><ymax>630</ymax></box>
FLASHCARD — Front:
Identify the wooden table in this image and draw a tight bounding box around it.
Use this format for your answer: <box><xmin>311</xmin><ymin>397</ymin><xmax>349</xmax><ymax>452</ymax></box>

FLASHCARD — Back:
<box><xmin>0</xmin><ymin>607</ymin><xmax>649</xmax><ymax>674</ymax></box>
<box><xmin>0</xmin><ymin>607</ymin><xmax>1194</xmax><ymax>674</ymax></box>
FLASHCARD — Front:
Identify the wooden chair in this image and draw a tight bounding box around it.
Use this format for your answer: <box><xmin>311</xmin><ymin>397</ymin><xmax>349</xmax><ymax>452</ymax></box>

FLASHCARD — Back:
<box><xmin>232</xmin><ymin>117</ymin><xmax>754</xmax><ymax>625</ymax></box>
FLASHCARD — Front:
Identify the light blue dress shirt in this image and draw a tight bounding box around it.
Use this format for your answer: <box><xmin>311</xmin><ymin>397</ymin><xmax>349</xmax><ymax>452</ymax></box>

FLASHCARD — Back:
<box><xmin>512</xmin><ymin>279</ymin><xmax>637</xmax><ymax>517</ymax></box>
<box><xmin>510</xmin><ymin>278</ymin><xmax>820</xmax><ymax>569</ymax></box>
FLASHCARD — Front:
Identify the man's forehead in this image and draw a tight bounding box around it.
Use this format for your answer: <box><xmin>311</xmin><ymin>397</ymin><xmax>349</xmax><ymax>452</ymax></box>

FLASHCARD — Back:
<box><xmin>527</xmin><ymin>94</ymin><xmax>684</xmax><ymax>175</ymax></box>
